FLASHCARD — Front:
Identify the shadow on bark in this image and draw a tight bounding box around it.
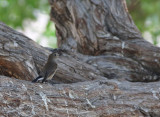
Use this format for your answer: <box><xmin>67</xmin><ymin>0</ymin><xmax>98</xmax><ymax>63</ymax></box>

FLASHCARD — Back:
<box><xmin>0</xmin><ymin>0</ymin><xmax>160</xmax><ymax>116</ymax></box>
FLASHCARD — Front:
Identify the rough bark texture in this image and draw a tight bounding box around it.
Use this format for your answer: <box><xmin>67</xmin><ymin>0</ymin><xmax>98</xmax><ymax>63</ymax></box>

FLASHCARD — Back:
<box><xmin>50</xmin><ymin>0</ymin><xmax>160</xmax><ymax>82</ymax></box>
<box><xmin>0</xmin><ymin>76</ymin><xmax>160</xmax><ymax>117</ymax></box>
<box><xmin>0</xmin><ymin>0</ymin><xmax>160</xmax><ymax>116</ymax></box>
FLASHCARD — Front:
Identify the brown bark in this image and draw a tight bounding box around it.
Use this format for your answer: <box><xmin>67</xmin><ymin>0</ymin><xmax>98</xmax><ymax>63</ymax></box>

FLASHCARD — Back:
<box><xmin>50</xmin><ymin>0</ymin><xmax>160</xmax><ymax>82</ymax></box>
<box><xmin>0</xmin><ymin>0</ymin><xmax>160</xmax><ymax>116</ymax></box>
<box><xmin>0</xmin><ymin>76</ymin><xmax>160</xmax><ymax>117</ymax></box>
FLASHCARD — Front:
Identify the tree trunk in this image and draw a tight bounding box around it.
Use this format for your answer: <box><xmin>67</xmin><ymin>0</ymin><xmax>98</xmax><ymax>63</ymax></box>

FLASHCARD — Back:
<box><xmin>50</xmin><ymin>0</ymin><xmax>160</xmax><ymax>82</ymax></box>
<box><xmin>0</xmin><ymin>0</ymin><xmax>160</xmax><ymax>116</ymax></box>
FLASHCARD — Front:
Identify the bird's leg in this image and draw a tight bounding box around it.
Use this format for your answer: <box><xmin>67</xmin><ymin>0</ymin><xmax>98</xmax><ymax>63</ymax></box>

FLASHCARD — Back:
<box><xmin>42</xmin><ymin>80</ymin><xmax>47</xmax><ymax>83</ymax></box>
<box><xmin>42</xmin><ymin>77</ymin><xmax>47</xmax><ymax>83</ymax></box>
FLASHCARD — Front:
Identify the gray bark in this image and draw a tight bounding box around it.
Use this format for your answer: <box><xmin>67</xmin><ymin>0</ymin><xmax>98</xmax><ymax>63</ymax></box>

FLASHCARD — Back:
<box><xmin>50</xmin><ymin>0</ymin><xmax>160</xmax><ymax>82</ymax></box>
<box><xmin>0</xmin><ymin>0</ymin><xmax>160</xmax><ymax>116</ymax></box>
<box><xmin>0</xmin><ymin>76</ymin><xmax>160</xmax><ymax>117</ymax></box>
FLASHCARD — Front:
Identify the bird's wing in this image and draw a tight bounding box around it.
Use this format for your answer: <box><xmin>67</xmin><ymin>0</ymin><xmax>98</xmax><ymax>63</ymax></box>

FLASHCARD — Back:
<box><xmin>47</xmin><ymin>68</ymin><xmax>57</xmax><ymax>80</ymax></box>
<box><xmin>45</xmin><ymin>64</ymin><xmax>57</xmax><ymax>79</ymax></box>
<box><xmin>41</xmin><ymin>64</ymin><xmax>57</xmax><ymax>83</ymax></box>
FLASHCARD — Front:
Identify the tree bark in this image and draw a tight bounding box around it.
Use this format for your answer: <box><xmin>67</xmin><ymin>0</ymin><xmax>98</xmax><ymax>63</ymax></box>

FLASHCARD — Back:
<box><xmin>0</xmin><ymin>76</ymin><xmax>160</xmax><ymax>117</ymax></box>
<box><xmin>50</xmin><ymin>0</ymin><xmax>160</xmax><ymax>82</ymax></box>
<box><xmin>0</xmin><ymin>0</ymin><xmax>160</xmax><ymax>116</ymax></box>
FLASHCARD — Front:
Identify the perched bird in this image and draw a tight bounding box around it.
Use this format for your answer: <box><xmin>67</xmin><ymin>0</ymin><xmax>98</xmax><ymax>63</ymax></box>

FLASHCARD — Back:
<box><xmin>32</xmin><ymin>52</ymin><xmax>59</xmax><ymax>83</ymax></box>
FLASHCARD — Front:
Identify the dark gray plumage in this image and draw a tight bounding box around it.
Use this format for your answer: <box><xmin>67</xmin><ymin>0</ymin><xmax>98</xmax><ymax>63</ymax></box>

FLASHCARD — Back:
<box><xmin>32</xmin><ymin>52</ymin><xmax>59</xmax><ymax>83</ymax></box>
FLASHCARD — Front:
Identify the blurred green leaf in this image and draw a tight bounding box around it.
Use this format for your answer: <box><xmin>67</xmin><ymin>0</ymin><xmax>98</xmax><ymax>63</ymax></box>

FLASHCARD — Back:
<box><xmin>0</xmin><ymin>0</ymin><xmax>49</xmax><ymax>28</ymax></box>
<box><xmin>127</xmin><ymin>0</ymin><xmax>160</xmax><ymax>45</ymax></box>
<box><xmin>0</xmin><ymin>0</ymin><xmax>57</xmax><ymax>48</ymax></box>
<box><xmin>0</xmin><ymin>0</ymin><xmax>160</xmax><ymax>46</ymax></box>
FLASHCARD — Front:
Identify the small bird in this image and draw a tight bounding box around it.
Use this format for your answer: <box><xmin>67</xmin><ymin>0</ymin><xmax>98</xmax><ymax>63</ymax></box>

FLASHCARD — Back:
<box><xmin>32</xmin><ymin>51</ymin><xmax>59</xmax><ymax>83</ymax></box>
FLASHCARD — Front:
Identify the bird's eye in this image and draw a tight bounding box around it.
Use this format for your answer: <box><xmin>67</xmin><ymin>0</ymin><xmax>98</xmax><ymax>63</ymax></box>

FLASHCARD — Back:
<box><xmin>55</xmin><ymin>53</ymin><xmax>59</xmax><ymax>56</ymax></box>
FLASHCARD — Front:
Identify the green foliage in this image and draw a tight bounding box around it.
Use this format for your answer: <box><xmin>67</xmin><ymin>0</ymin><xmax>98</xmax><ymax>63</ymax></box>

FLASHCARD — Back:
<box><xmin>0</xmin><ymin>0</ymin><xmax>57</xmax><ymax>48</ymax></box>
<box><xmin>43</xmin><ymin>22</ymin><xmax>57</xmax><ymax>48</ymax></box>
<box><xmin>0</xmin><ymin>0</ymin><xmax>160</xmax><ymax>46</ymax></box>
<box><xmin>127</xmin><ymin>0</ymin><xmax>160</xmax><ymax>45</ymax></box>
<box><xmin>0</xmin><ymin>0</ymin><xmax>49</xmax><ymax>28</ymax></box>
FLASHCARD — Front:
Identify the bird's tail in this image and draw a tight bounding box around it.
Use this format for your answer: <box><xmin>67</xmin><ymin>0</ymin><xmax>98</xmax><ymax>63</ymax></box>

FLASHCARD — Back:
<box><xmin>32</xmin><ymin>76</ymin><xmax>43</xmax><ymax>83</ymax></box>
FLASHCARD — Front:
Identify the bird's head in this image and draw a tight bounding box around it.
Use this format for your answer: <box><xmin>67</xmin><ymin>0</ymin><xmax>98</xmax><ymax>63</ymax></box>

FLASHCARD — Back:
<box><xmin>54</xmin><ymin>52</ymin><xmax>60</xmax><ymax>58</ymax></box>
<box><xmin>50</xmin><ymin>52</ymin><xmax>60</xmax><ymax>59</ymax></box>
<box><xmin>48</xmin><ymin>48</ymin><xmax>63</xmax><ymax>62</ymax></box>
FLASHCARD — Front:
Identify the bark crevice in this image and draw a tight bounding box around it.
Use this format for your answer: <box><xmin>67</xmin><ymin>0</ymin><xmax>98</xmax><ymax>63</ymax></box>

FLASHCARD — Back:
<box><xmin>0</xmin><ymin>0</ymin><xmax>160</xmax><ymax>116</ymax></box>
